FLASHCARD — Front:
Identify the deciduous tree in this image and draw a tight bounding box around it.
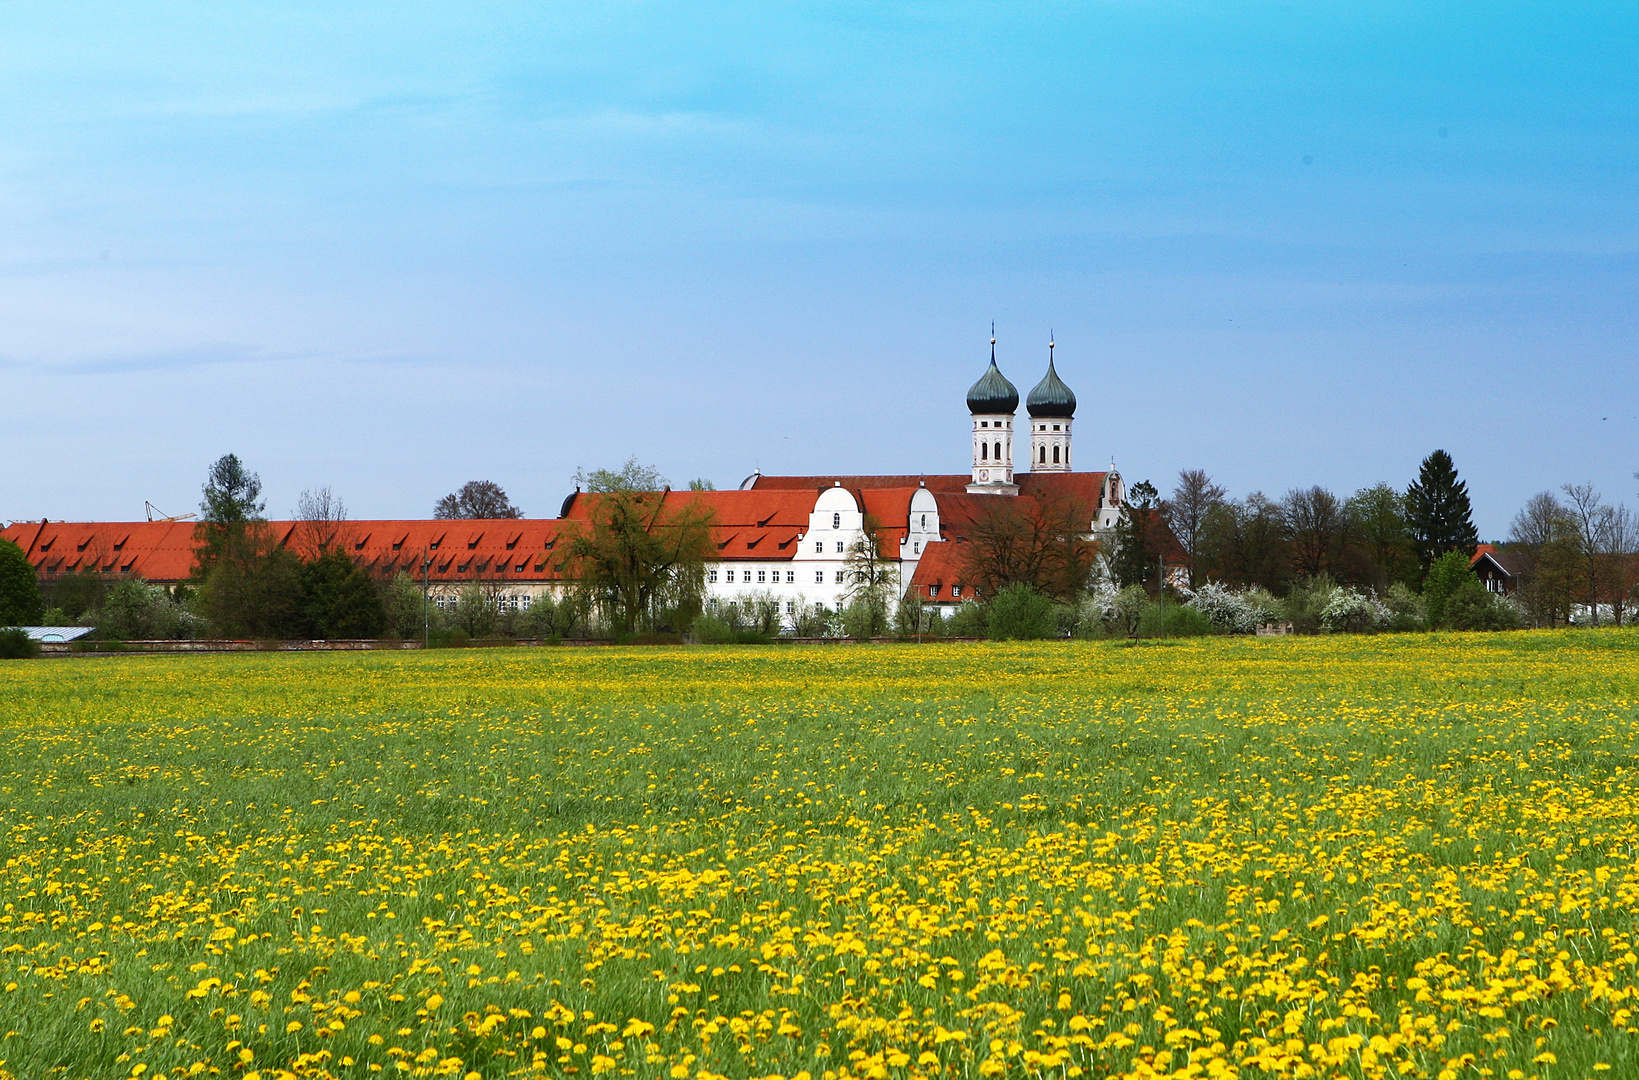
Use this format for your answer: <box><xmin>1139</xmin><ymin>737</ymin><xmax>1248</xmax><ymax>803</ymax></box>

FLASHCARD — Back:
<box><xmin>1281</xmin><ymin>486</ymin><xmax>1344</xmax><ymax>579</ymax></box>
<box><xmin>565</xmin><ymin>489</ymin><xmax>716</xmax><ymax>635</ymax></box>
<box><xmin>0</xmin><ymin>539</ymin><xmax>44</xmax><ymax>626</ymax></box>
<box><xmin>1167</xmin><ymin>469</ymin><xmax>1225</xmax><ymax>588</ymax></box>
<box><xmin>1343</xmin><ymin>483</ymin><xmax>1415</xmax><ymax>590</ymax></box>
<box><xmin>293</xmin><ymin>486</ymin><xmax>351</xmax><ymax>560</ymax></box>
<box><xmin>961</xmin><ymin>489</ymin><xmax>1098</xmax><ymax>601</ymax></box>
<box><xmin>1196</xmin><ymin>493</ymin><xmax>1289</xmax><ymax>592</ymax></box>
<box><xmin>434</xmin><ymin>480</ymin><xmax>522</xmax><ymax>519</ymax></box>
<box><xmin>1509</xmin><ymin>492</ymin><xmax>1579</xmax><ymax>627</ymax></box>
<box><xmin>842</xmin><ymin>516</ymin><xmax>897</xmax><ymax>638</ymax></box>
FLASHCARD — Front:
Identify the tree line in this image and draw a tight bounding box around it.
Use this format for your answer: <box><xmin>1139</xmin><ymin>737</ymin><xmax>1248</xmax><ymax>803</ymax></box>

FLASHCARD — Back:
<box><xmin>4</xmin><ymin>448</ymin><xmax>1638</xmax><ymax>645</ymax></box>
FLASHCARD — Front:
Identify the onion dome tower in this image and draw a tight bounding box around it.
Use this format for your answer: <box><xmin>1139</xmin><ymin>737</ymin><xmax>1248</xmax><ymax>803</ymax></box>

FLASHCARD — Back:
<box><xmin>1026</xmin><ymin>336</ymin><xmax>1076</xmax><ymax>472</ymax></box>
<box><xmin>966</xmin><ymin>332</ymin><xmax>1019</xmax><ymax>495</ymax></box>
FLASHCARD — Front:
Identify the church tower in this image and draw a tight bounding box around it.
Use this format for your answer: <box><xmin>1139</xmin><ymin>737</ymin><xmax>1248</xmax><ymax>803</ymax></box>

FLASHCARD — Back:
<box><xmin>966</xmin><ymin>336</ymin><xmax>1019</xmax><ymax>496</ymax></box>
<box><xmin>1026</xmin><ymin>338</ymin><xmax>1076</xmax><ymax>472</ymax></box>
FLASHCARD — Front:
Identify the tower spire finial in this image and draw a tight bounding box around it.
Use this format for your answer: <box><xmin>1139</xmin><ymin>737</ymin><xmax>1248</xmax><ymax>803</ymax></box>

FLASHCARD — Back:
<box><xmin>990</xmin><ymin>321</ymin><xmax>996</xmax><ymax>362</ymax></box>
<box><xmin>1049</xmin><ymin>330</ymin><xmax>1055</xmax><ymax>365</ymax></box>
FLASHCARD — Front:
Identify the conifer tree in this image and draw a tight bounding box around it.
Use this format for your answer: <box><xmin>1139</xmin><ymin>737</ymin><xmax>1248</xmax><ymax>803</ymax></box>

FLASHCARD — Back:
<box><xmin>1406</xmin><ymin>450</ymin><xmax>1478</xmax><ymax>574</ymax></box>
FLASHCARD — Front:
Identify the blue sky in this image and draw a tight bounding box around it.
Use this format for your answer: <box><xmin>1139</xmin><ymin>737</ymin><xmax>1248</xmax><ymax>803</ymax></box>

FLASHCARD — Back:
<box><xmin>3</xmin><ymin>1</ymin><xmax>1635</xmax><ymax>536</ymax></box>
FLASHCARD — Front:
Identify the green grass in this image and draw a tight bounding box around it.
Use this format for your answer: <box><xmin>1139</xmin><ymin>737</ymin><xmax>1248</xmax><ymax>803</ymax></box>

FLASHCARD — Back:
<box><xmin>0</xmin><ymin>632</ymin><xmax>1637</xmax><ymax>1079</ymax></box>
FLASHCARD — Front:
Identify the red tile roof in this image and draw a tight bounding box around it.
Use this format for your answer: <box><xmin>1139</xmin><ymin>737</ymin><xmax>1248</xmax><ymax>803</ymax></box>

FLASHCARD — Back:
<box><xmin>559</xmin><ymin>489</ymin><xmax>821</xmax><ymax>562</ymax></box>
<box><xmin>907</xmin><ymin>540</ymin><xmax>970</xmax><ymax>598</ymax></box>
<box><xmin>0</xmin><ymin>519</ymin><xmax>573</xmax><ymax>585</ymax></box>
<box><xmin>750</xmin><ymin>474</ymin><xmax>972</xmax><ymax>492</ymax></box>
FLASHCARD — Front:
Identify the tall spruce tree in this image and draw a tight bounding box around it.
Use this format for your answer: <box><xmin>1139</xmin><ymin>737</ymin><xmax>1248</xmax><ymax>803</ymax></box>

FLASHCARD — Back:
<box><xmin>1406</xmin><ymin>449</ymin><xmax>1478</xmax><ymax>573</ymax></box>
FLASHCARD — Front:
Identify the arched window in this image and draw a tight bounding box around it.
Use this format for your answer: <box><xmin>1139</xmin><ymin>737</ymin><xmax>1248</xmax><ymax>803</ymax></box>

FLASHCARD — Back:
<box><xmin>832</xmin><ymin>512</ymin><xmax>840</xmax><ymax>528</ymax></box>
<box><xmin>1039</xmin><ymin>445</ymin><xmax>1046</xmax><ymax>463</ymax></box>
<box><xmin>980</xmin><ymin>443</ymin><xmax>988</xmax><ymax>461</ymax></box>
<box><xmin>1052</xmin><ymin>445</ymin><xmax>1060</xmax><ymax>463</ymax></box>
<box><xmin>920</xmin><ymin>514</ymin><xmax>926</xmax><ymax>528</ymax></box>
<box><xmin>994</xmin><ymin>442</ymin><xmax>1002</xmax><ymax>461</ymax></box>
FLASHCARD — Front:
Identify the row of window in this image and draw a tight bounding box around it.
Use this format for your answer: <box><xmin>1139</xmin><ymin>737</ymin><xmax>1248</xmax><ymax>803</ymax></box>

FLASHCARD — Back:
<box><xmin>978</xmin><ymin>441</ymin><xmax>1008</xmax><ymax>461</ymax></box>
<box><xmin>708</xmin><ymin>568</ymin><xmax>853</xmax><ymax>585</ymax></box>
<box><xmin>977</xmin><ymin>420</ymin><xmax>1011</xmax><ymax>429</ymax></box>
<box><xmin>1038</xmin><ymin>444</ymin><xmax>1062</xmax><ymax>463</ymax></box>
<box><xmin>432</xmin><ymin>593</ymin><xmax>534</xmax><ymax>612</ymax></box>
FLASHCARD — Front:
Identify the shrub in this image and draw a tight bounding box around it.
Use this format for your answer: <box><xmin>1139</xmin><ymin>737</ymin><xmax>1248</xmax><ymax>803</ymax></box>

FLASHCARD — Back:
<box><xmin>448</xmin><ymin>584</ymin><xmax>499</xmax><ymax>638</ymax></box>
<box><xmin>1184</xmin><ymin>583</ymin><xmax>1240</xmax><ymax>634</ymax></box>
<box><xmin>381</xmin><ymin>573</ymin><xmax>433</xmax><ymax>640</ymax></box>
<box><xmin>1319</xmin><ymin>587</ymin><xmax>1391</xmax><ymax>634</ymax></box>
<box><xmin>1422</xmin><ymin>550</ymin><xmax>1477</xmax><ymax>629</ymax></box>
<box><xmin>1108</xmin><ymin>585</ymin><xmax>1149</xmax><ymax>638</ymax></box>
<box><xmin>96</xmin><ymin>580</ymin><xmax>201</xmax><ymax>640</ymax></box>
<box><xmin>893</xmin><ymin>592</ymin><xmax>925</xmax><ymax>638</ymax></box>
<box><xmin>1383</xmin><ymin>582</ymin><xmax>1426</xmax><ymax>631</ymax></box>
<box><xmin>691</xmin><ymin>615</ymin><xmax>769</xmax><ymax>645</ymax></box>
<box><xmin>0</xmin><ymin>627</ymin><xmax>39</xmax><ymax>659</ymax></box>
<box><xmin>985</xmin><ymin>583</ymin><xmax>1057</xmax><ymax>640</ymax></box>
<box><xmin>791</xmin><ymin>601</ymin><xmax>836</xmax><ymax>638</ymax></box>
<box><xmin>1444</xmin><ymin>583</ymin><xmax>1521</xmax><ymax>631</ymax></box>
<box><xmin>1159</xmin><ymin>603</ymin><xmax>1215</xmax><ymax>637</ymax></box>
<box><xmin>734</xmin><ymin>591</ymin><xmax>785</xmax><ymax>637</ymax></box>
<box><xmin>947</xmin><ymin>601</ymin><xmax>987</xmax><ymax>637</ymax></box>
<box><xmin>299</xmin><ymin>550</ymin><xmax>386</xmax><ymax>639</ymax></box>
<box><xmin>842</xmin><ymin>597</ymin><xmax>889</xmax><ymax>642</ymax></box>
<box><xmin>1283</xmin><ymin>575</ymin><xmax>1339</xmax><ymax>635</ymax></box>
<box><xmin>520</xmin><ymin>592</ymin><xmax>589</xmax><ymax>641</ymax></box>
<box><xmin>44</xmin><ymin>568</ymin><xmax>107</xmax><ymax>622</ymax></box>
<box><xmin>1189</xmin><ymin>583</ymin><xmax>1283</xmax><ymax>635</ymax></box>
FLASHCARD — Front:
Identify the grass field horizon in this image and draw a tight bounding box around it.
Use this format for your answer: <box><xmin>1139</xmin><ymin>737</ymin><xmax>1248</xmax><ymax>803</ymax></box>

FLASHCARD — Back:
<box><xmin>3</xmin><ymin>632</ymin><xmax>1638</xmax><ymax>1079</ymax></box>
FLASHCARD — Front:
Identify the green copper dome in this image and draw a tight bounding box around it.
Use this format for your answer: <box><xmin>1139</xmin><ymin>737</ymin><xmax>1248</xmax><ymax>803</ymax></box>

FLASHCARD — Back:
<box><xmin>966</xmin><ymin>344</ymin><xmax>1019</xmax><ymax>415</ymax></box>
<box><xmin>1026</xmin><ymin>357</ymin><xmax>1076</xmax><ymax>418</ymax></box>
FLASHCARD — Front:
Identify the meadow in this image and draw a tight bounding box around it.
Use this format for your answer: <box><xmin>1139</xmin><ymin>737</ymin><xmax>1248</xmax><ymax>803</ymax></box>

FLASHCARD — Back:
<box><xmin>2</xmin><ymin>633</ymin><xmax>1638</xmax><ymax>1080</ymax></box>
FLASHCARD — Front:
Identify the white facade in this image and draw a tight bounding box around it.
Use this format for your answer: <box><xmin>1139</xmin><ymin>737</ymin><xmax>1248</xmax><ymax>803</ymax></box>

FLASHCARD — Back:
<box><xmin>1029</xmin><ymin>416</ymin><xmax>1072</xmax><ymax>472</ymax></box>
<box><xmin>968</xmin><ymin>413</ymin><xmax>1017</xmax><ymax>492</ymax></box>
<box><xmin>701</xmin><ymin>485</ymin><xmax>942</xmax><ymax>624</ymax></box>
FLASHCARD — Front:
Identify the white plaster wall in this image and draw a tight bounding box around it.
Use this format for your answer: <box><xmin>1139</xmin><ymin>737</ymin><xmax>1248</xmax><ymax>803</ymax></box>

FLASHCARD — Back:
<box><xmin>970</xmin><ymin>413</ymin><xmax>1015</xmax><ymax>485</ymax></box>
<box><xmin>1028</xmin><ymin>416</ymin><xmax>1072</xmax><ymax>473</ymax></box>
